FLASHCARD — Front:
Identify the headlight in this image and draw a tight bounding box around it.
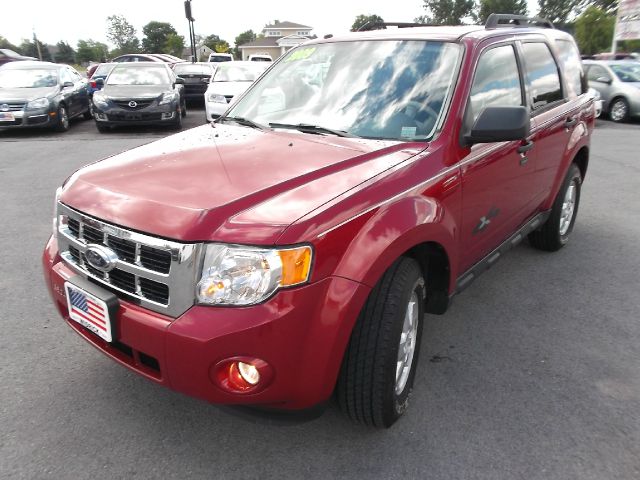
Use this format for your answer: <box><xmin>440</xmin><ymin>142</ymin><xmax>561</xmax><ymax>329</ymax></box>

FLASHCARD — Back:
<box><xmin>196</xmin><ymin>244</ymin><xmax>313</xmax><ymax>306</ymax></box>
<box><xmin>52</xmin><ymin>187</ymin><xmax>62</xmax><ymax>235</ymax></box>
<box><xmin>93</xmin><ymin>95</ymin><xmax>109</xmax><ymax>108</ymax></box>
<box><xmin>26</xmin><ymin>97</ymin><xmax>49</xmax><ymax>109</ymax></box>
<box><xmin>208</xmin><ymin>93</ymin><xmax>227</xmax><ymax>103</ymax></box>
<box><xmin>159</xmin><ymin>92</ymin><xmax>177</xmax><ymax>105</ymax></box>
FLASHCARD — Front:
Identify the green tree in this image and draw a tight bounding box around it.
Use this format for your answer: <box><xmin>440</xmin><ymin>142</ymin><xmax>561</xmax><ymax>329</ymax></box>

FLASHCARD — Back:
<box><xmin>537</xmin><ymin>0</ymin><xmax>583</xmax><ymax>26</ymax></box>
<box><xmin>142</xmin><ymin>21</ymin><xmax>177</xmax><ymax>53</ymax></box>
<box><xmin>416</xmin><ymin>0</ymin><xmax>476</xmax><ymax>25</ymax></box>
<box><xmin>0</xmin><ymin>35</ymin><xmax>21</xmax><ymax>53</ymax></box>
<box><xmin>574</xmin><ymin>5</ymin><xmax>615</xmax><ymax>55</ymax></box>
<box><xmin>592</xmin><ymin>0</ymin><xmax>617</xmax><ymax>13</ymax></box>
<box><xmin>233</xmin><ymin>29</ymin><xmax>256</xmax><ymax>57</ymax></box>
<box><xmin>351</xmin><ymin>14</ymin><xmax>385</xmax><ymax>31</ymax></box>
<box><xmin>202</xmin><ymin>34</ymin><xmax>230</xmax><ymax>53</ymax></box>
<box><xmin>106</xmin><ymin>14</ymin><xmax>139</xmax><ymax>55</ymax></box>
<box><xmin>54</xmin><ymin>41</ymin><xmax>76</xmax><ymax>63</ymax></box>
<box><xmin>19</xmin><ymin>39</ymin><xmax>52</xmax><ymax>61</ymax></box>
<box><xmin>478</xmin><ymin>0</ymin><xmax>527</xmax><ymax>23</ymax></box>
<box><xmin>76</xmin><ymin>39</ymin><xmax>109</xmax><ymax>63</ymax></box>
<box><xmin>164</xmin><ymin>33</ymin><xmax>185</xmax><ymax>57</ymax></box>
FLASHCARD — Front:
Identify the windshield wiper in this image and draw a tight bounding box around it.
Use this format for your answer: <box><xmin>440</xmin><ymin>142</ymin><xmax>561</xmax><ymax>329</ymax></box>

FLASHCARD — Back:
<box><xmin>217</xmin><ymin>116</ymin><xmax>268</xmax><ymax>130</ymax></box>
<box><xmin>269</xmin><ymin>123</ymin><xmax>359</xmax><ymax>138</ymax></box>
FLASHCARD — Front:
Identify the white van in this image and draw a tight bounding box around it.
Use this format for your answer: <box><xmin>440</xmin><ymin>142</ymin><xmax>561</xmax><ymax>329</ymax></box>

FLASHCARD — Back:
<box><xmin>208</xmin><ymin>53</ymin><xmax>234</xmax><ymax>63</ymax></box>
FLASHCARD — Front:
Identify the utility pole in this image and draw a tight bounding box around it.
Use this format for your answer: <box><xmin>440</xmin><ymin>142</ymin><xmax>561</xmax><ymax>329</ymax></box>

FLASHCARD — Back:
<box><xmin>184</xmin><ymin>0</ymin><xmax>197</xmax><ymax>62</ymax></box>
<box><xmin>32</xmin><ymin>29</ymin><xmax>43</xmax><ymax>61</ymax></box>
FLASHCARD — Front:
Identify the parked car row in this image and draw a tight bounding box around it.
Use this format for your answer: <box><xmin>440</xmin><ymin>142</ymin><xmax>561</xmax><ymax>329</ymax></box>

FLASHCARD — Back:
<box><xmin>584</xmin><ymin>60</ymin><xmax>640</xmax><ymax>122</ymax></box>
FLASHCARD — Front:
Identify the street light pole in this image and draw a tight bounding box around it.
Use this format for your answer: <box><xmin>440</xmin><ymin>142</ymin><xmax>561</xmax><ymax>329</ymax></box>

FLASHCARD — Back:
<box><xmin>184</xmin><ymin>0</ymin><xmax>197</xmax><ymax>61</ymax></box>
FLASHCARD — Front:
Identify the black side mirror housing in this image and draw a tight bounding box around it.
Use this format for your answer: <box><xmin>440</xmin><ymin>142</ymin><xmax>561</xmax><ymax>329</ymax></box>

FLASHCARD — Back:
<box><xmin>95</xmin><ymin>78</ymin><xmax>105</xmax><ymax>86</ymax></box>
<box><xmin>174</xmin><ymin>77</ymin><xmax>185</xmax><ymax>85</ymax></box>
<box><xmin>62</xmin><ymin>81</ymin><xmax>74</xmax><ymax>88</ymax></box>
<box><xmin>464</xmin><ymin>106</ymin><xmax>530</xmax><ymax>146</ymax></box>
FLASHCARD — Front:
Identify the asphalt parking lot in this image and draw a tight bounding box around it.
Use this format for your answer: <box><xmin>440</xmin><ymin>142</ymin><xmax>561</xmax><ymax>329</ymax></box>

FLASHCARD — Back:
<box><xmin>1</xmin><ymin>109</ymin><xmax>639</xmax><ymax>480</ymax></box>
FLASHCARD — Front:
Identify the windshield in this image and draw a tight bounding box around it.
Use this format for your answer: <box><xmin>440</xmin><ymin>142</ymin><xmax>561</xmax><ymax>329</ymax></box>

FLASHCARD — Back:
<box><xmin>610</xmin><ymin>63</ymin><xmax>640</xmax><ymax>82</ymax></box>
<box><xmin>0</xmin><ymin>69</ymin><xmax>58</xmax><ymax>88</ymax></box>
<box><xmin>213</xmin><ymin>64</ymin><xmax>267</xmax><ymax>82</ymax></box>
<box><xmin>227</xmin><ymin>40</ymin><xmax>461</xmax><ymax>141</ymax></box>
<box><xmin>174</xmin><ymin>64</ymin><xmax>213</xmax><ymax>75</ymax></box>
<box><xmin>107</xmin><ymin>66</ymin><xmax>171</xmax><ymax>85</ymax></box>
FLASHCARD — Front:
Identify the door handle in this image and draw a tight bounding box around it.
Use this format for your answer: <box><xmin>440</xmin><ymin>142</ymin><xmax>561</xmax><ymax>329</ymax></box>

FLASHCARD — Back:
<box><xmin>564</xmin><ymin>117</ymin><xmax>577</xmax><ymax>128</ymax></box>
<box><xmin>517</xmin><ymin>140</ymin><xmax>534</xmax><ymax>154</ymax></box>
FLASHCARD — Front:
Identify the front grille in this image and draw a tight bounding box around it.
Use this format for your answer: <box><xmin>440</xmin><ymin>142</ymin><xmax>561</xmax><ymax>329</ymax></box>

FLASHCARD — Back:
<box><xmin>113</xmin><ymin>99</ymin><xmax>154</xmax><ymax>110</ymax></box>
<box><xmin>4</xmin><ymin>102</ymin><xmax>26</xmax><ymax>111</ymax></box>
<box><xmin>107</xmin><ymin>112</ymin><xmax>163</xmax><ymax>122</ymax></box>
<box><xmin>57</xmin><ymin>203</ymin><xmax>202</xmax><ymax>317</ymax></box>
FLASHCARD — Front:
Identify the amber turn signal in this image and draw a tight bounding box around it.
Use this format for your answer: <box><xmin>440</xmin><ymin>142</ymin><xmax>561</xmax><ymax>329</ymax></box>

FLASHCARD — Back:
<box><xmin>278</xmin><ymin>246</ymin><xmax>312</xmax><ymax>286</ymax></box>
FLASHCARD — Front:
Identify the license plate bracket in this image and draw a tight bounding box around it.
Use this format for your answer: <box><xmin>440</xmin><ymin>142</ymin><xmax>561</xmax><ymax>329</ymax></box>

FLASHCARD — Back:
<box><xmin>64</xmin><ymin>277</ymin><xmax>119</xmax><ymax>342</ymax></box>
<box><xmin>0</xmin><ymin>112</ymin><xmax>16</xmax><ymax>122</ymax></box>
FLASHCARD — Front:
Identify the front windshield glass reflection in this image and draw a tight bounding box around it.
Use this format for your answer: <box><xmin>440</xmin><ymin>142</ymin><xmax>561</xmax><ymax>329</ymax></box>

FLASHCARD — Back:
<box><xmin>0</xmin><ymin>69</ymin><xmax>58</xmax><ymax>88</ymax></box>
<box><xmin>227</xmin><ymin>40</ymin><xmax>461</xmax><ymax>140</ymax></box>
<box><xmin>107</xmin><ymin>66</ymin><xmax>171</xmax><ymax>86</ymax></box>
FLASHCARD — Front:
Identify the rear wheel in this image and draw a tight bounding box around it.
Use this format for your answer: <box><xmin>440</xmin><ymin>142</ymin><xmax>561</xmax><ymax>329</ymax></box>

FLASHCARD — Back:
<box><xmin>336</xmin><ymin>257</ymin><xmax>425</xmax><ymax>428</ymax></box>
<box><xmin>529</xmin><ymin>163</ymin><xmax>582</xmax><ymax>251</ymax></box>
<box><xmin>54</xmin><ymin>104</ymin><xmax>69</xmax><ymax>132</ymax></box>
<box><xmin>609</xmin><ymin>97</ymin><xmax>629</xmax><ymax>123</ymax></box>
<box><xmin>82</xmin><ymin>106</ymin><xmax>93</xmax><ymax>120</ymax></box>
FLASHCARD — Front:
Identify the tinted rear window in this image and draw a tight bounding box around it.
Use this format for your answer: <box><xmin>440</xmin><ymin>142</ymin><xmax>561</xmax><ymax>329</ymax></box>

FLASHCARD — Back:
<box><xmin>521</xmin><ymin>42</ymin><xmax>563</xmax><ymax>110</ymax></box>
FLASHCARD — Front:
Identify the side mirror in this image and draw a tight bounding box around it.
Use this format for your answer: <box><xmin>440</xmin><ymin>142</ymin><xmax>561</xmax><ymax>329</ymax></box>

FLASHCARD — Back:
<box><xmin>595</xmin><ymin>76</ymin><xmax>612</xmax><ymax>84</ymax></box>
<box><xmin>174</xmin><ymin>77</ymin><xmax>185</xmax><ymax>84</ymax></box>
<box><xmin>62</xmin><ymin>81</ymin><xmax>74</xmax><ymax>88</ymax></box>
<box><xmin>464</xmin><ymin>106</ymin><xmax>530</xmax><ymax>146</ymax></box>
<box><xmin>95</xmin><ymin>78</ymin><xmax>104</xmax><ymax>86</ymax></box>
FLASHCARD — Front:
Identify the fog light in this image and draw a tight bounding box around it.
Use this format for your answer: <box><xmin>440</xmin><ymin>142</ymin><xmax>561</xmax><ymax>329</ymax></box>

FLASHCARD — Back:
<box><xmin>162</xmin><ymin>112</ymin><xmax>174</xmax><ymax>119</ymax></box>
<box><xmin>238</xmin><ymin>362</ymin><xmax>260</xmax><ymax>385</ymax></box>
<box><xmin>211</xmin><ymin>357</ymin><xmax>274</xmax><ymax>394</ymax></box>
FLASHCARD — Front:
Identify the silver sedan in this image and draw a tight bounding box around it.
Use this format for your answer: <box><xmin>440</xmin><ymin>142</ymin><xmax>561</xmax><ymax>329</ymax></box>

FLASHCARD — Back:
<box><xmin>584</xmin><ymin>60</ymin><xmax>640</xmax><ymax>122</ymax></box>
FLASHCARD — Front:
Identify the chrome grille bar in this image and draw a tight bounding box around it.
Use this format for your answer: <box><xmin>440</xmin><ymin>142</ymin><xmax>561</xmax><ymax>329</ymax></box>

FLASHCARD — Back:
<box><xmin>56</xmin><ymin>202</ymin><xmax>203</xmax><ymax>318</ymax></box>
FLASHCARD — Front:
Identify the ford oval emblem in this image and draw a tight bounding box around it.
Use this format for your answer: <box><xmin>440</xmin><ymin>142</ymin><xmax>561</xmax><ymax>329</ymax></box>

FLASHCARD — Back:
<box><xmin>0</xmin><ymin>104</ymin><xmax>9</xmax><ymax>112</ymax></box>
<box><xmin>128</xmin><ymin>100</ymin><xmax>137</xmax><ymax>108</ymax></box>
<box><xmin>85</xmin><ymin>244</ymin><xmax>119</xmax><ymax>273</ymax></box>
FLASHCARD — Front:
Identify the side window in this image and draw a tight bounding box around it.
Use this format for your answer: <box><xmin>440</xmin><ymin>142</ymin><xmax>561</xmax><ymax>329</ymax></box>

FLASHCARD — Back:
<box><xmin>555</xmin><ymin>40</ymin><xmax>586</xmax><ymax>97</ymax></box>
<box><xmin>59</xmin><ymin>69</ymin><xmax>73</xmax><ymax>85</ymax></box>
<box><xmin>521</xmin><ymin>42</ymin><xmax>563</xmax><ymax>111</ymax></box>
<box><xmin>587</xmin><ymin>65</ymin><xmax>610</xmax><ymax>82</ymax></box>
<box><xmin>68</xmin><ymin>68</ymin><xmax>82</xmax><ymax>82</ymax></box>
<box><xmin>469</xmin><ymin>45</ymin><xmax>522</xmax><ymax>123</ymax></box>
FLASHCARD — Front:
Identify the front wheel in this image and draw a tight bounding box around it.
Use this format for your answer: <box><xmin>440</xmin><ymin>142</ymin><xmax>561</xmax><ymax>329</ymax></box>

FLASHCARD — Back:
<box><xmin>54</xmin><ymin>104</ymin><xmax>69</xmax><ymax>132</ymax></box>
<box><xmin>609</xmin><ymin>97</ymin><xmax>629</xmax><ymax>123</ymax></box>
<box><xmin>529</xmin><ymin>163</ymin><xmax>582</xmax><ymax>251</ymax></box>
<box><xmin>181</xmin><ymin>98</ymin><xmax>187</xmax><ymax>118</ymax></box>
<box><xmin>336</xmin><ymin>257</ymin><xmax>425</xmax><ymax>428</ymax></box>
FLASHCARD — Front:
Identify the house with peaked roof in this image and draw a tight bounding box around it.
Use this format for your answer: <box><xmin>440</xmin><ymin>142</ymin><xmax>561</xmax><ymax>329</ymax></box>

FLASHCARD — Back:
<box><xmin>237</xmin><ymin>21</ymin><xmax>315</xmax><ymax>61</ymax></box>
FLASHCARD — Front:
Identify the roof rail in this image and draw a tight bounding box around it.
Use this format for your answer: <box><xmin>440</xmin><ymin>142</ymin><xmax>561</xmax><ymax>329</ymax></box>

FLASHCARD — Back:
<box><xmin>485</xmin><ymin>14</ymin><xmax>554</xmax><ymax>30</ymax></box>
<box><xmin>356</xmin><ymin>22</ymin><xmax>428</xmax><ymax>32</ymax></box>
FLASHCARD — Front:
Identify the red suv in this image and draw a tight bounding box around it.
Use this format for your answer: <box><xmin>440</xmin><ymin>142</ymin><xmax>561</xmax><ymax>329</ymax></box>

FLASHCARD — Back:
<box><xmin>43</xmin><ymin>15</ymin><xmax>595</xmax><ymax>428</ymax></box>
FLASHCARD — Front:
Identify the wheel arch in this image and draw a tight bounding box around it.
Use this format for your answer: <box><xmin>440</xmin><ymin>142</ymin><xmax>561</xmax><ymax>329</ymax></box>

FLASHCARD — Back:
<box><xmin>573</xmin><ymin>145</ymin><xmax>589</xmax><ymax>181</ymax></box>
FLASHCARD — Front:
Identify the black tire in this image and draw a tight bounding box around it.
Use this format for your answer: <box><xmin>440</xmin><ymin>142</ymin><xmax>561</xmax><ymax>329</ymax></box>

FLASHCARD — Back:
<box><xmin>54</xmin><ymin>104</ymin><xmax>69</xmax><ymax>132</ymax></box>
<box><xmin>609</xmin><ymin>97</ymin><xmax>629</xmax><ymax>123</ymax></box>
<box><xmin>336</xmin><ymin>257</ymin><xmax>425</xmax><ymax>428</ymax></box>
<box><xmin>83</xmin><ymin>107</ymin><xmax>93</xmax><ymax>120</ymax></box>
<box><xmin>95</xmin><ymin>123</ymin><xmax>110</xmax><ymax>133</ymax></box>
<box><xmin>181</xmin><ymin>98</ymin><xmax>187</xmax><ymax>118</ymax></box>
<box><xmin>171</xmin><ymin>108</ymin><xmax>183</xmax><ymax>130</ymax></box>
<box><xmin>529</xmin><ymin>163</ymin><xmax>582</xmax><ymax>251</ymax></box>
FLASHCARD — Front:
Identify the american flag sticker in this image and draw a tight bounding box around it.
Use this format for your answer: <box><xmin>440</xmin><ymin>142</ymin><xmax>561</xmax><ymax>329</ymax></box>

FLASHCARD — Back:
<box><xmin>65</xmin><ymin>283</ymin><xmax>113</xmax><ymax>342</ymax></box>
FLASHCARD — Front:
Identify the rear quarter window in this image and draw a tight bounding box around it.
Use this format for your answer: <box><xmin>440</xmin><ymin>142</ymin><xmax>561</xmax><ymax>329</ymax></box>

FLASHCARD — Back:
<box><xmin>555</xmin><ymin>39</ymin><xmax>586</xmax><ymax>97</ymax></box>
<box><xmin>521</xmin><ymin>42</ymin><xmax>563</xmax><ymax>111</ymax></box>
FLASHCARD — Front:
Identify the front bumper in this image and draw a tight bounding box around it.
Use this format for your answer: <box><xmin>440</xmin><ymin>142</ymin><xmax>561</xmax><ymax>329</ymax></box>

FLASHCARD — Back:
<box><xmin>93</xmin><ymin>102</ymin><xmax>178</xmax><ymax>127</ymax></box>
<box><xmin>0</xmin><ymin>108</ymin><xmax>55</xmax><ymax>129</ymax></box>
<box><xmin>205</xmin><ymin>100</ymin><xmax>229</xmax><ymax>121</ymax></box>
<box><xmin>43</xmin><ymin>235</ymin><xmax>370</xmax><ymax>409</ymax></box>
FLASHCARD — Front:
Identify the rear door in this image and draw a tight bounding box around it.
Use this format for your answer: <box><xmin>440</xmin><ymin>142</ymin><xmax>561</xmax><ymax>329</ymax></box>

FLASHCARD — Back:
<box><xmin>518</xmin><ymin>40</ymin><xmax>584</xmax><ymax>204</ymax></box>
<box><xmin>459</xmin><ymin>43</ymin><xmax>538</xmax><ymax>272</ymax></box>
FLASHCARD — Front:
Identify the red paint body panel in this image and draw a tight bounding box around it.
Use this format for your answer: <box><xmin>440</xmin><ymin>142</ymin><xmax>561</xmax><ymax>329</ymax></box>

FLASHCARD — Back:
<box><xmin>43</xmin><ymin>26</ymin><xmax>593</xmax><ymax>411</ymax></box>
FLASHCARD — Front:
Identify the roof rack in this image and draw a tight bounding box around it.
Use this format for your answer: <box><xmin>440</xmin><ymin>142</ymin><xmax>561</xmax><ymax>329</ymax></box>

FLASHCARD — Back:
<box><xmin>357</xmin><ymin>22</ymin><xmax>428</xmax><ymax>32</ymax></box>
<box><xmin>485</xmin><ymin>14</ymin><xmax>554</xmax><ymax>30</ymax></box>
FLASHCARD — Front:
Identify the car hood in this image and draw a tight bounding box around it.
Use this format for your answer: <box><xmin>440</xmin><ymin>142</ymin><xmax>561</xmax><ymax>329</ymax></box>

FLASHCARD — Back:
<box><xmin>206</xmin><ymin>81</ymin><xmax>253</xmax><ymax>97</ymax></box>
<box><xmin>61</xmin><ymin>124</ymin><xmax>425</xmax><ymax>243</ymax></box>
<box><xmin>0</xmin><ymin>86</ymin><xmax>57</xmax><ymax>102</ymax></box>
<box><xmin>102</xmin><ymin>85</ymin><xmax>169</xmax><ymax>99</ymax></box>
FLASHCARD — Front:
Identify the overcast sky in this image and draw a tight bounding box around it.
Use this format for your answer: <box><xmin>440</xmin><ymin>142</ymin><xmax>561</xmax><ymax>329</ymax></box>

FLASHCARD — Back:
<box><xmin>4</xmin><ymin>0</ymin><xmax>542</xmax><ymax>48</ymax></box>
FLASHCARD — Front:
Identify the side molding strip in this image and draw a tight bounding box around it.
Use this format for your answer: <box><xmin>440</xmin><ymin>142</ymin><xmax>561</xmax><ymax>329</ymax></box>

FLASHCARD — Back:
<box><xmin>454</xmin><ymin>211</ymin><xmax>551</xmax><ymax>295</ymax></box>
